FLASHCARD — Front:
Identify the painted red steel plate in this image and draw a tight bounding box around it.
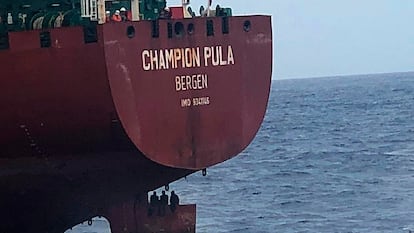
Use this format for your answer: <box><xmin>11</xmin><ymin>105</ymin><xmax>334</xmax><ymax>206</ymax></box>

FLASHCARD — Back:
<box><xmin>102</xmin><ymin>16</ymin><xmax>272</xmax><ymax>169</ymax></box>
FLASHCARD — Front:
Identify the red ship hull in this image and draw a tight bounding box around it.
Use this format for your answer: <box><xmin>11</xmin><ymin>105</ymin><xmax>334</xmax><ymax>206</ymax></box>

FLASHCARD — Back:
<box><xmin>0</xmin><ymin>15</ymin><xmax>272</xmax><ymax>232</ymax></box>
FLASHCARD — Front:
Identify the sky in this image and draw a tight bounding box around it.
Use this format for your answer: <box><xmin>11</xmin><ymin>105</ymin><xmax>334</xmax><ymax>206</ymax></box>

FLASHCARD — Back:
<box><xmin>169</xmin><ymin>0</ymin><xmax>414</xmax><ymax>79</ymax></box>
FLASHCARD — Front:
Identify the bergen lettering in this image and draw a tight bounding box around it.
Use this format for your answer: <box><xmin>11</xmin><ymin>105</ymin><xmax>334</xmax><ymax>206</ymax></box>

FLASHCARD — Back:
<box><xmin>175</xmin><ymin>74</ymin><xmax>208</xmax><ymax>92</ymax></box>
<box><xmin>142</xmin><ymin>45</ymin><xmax>235</xmax><ymax>71</ymax></box>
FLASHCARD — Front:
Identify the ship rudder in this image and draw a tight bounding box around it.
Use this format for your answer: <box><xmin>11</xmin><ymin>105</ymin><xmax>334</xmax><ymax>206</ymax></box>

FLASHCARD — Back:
<box><xmin>106</xmin><ymin>199</ymin><xmax>196</xmax><ymax>233</ymax></box>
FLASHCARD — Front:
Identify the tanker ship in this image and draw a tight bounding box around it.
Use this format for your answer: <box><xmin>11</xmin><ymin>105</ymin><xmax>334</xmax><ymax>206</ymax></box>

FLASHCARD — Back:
<box><xmin>0</xmin><ymin>0</ymin><xmax>272</xmax><ymax>232</ymax></box>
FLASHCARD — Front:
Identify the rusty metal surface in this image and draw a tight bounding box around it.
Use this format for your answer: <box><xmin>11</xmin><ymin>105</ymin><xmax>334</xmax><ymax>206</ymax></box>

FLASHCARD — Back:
<box><xmin>0</xmin><ymin>15</ymin><xmax>272</xmax><ymax>232</ymax></box>
<box><xmin>0</xmin><ymin>150</ymin><xmax>192</xmax><ymax>233</ymax></box>
<box><xmin>103</xmin><ymin>16</ymin><xmax>272</xmax><ymax>169</ymax></box>
<box><xmin>0</xmin><ymin>26</ymin><xmax>114</xmax><ymax>158</ymax></box>
<box><xmin>0</xmin><ymin>16</ymin><xmax>272</xmax><ymax>170</ymax></box>
<box><xmin>107</xmin><ymin>202</ymin><xmax>196</xmax><ymax>233</ymax></box>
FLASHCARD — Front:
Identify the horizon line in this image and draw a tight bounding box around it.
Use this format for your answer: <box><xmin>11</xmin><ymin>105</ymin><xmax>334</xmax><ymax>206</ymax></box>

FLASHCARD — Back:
<box><xmin>273</xmin><ymin>70</ymin><xmax>414</xmax><ymax>81</ymax></box>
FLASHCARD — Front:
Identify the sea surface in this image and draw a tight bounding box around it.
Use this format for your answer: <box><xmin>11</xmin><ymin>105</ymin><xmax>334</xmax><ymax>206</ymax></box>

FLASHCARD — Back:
<box><xmin>68</xmin><ymin>73</ymin><xmax>414</xmax><ymax>233</ymax></box>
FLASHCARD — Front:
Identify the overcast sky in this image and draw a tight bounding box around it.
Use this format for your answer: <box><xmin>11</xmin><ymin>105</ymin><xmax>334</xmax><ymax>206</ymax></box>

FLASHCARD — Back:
<box><xmin>169</xmin><ymin>0</ymin><xmax>414</xmax><ymax>79</ymax></box>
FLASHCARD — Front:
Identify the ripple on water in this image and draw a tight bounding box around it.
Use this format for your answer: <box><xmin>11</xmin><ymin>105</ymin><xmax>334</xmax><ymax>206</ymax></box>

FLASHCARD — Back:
<box><xmin>67</xmin><ymin>74</ymin><xmax>414</xmax><ymax>233</ymax></box>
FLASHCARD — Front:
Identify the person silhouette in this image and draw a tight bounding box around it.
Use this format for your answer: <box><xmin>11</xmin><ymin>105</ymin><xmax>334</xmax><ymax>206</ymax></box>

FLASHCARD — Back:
<box><xmin>169</xmin><ymin>191</ymin><xmax>179</xmax><ymax>213</ymax></box>
<box><xmin>148</xmin><ymin>191</ymin><xmax>159</xmax><ymax>216</ymax></box>
<box><xmin>160</xmin><ymin>191</ymin><xmax>168</xmax><ymax>216</ymax></box>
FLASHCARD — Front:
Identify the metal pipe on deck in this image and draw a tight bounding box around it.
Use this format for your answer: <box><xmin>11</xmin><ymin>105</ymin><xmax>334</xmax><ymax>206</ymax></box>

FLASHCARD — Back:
<box><xmin>131</xmin><ymin>0</ymin><xmax>140</xmax><ymax>21</ymax></box>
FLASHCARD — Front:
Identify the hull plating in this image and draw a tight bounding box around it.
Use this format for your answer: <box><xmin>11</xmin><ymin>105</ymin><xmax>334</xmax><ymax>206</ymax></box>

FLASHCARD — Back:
<box><xmin>103</xmin><ymin>16</ymin><xmax>272</xmax><ymax>169</ymax></box>
<box><xmin>0</xmin><ymin>15</ymin><xmax>272</xmax><ymax>232</ymax></box>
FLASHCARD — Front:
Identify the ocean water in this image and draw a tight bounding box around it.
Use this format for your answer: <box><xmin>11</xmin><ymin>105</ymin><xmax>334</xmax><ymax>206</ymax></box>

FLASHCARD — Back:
<box><xmin>69</xmin><ymin>73</ymin><xmax>414</xmax><ymax>233</ymax></box>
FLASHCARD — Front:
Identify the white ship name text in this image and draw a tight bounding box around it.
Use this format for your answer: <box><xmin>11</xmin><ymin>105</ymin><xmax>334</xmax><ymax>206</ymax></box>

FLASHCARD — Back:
<box><xmin>142</xmin><ymin>45</ymin><xmax>235</xmax><ymax>71</ymax></box>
